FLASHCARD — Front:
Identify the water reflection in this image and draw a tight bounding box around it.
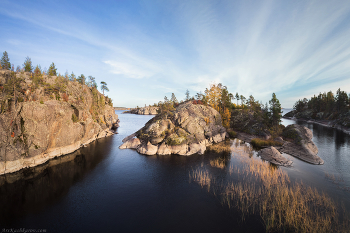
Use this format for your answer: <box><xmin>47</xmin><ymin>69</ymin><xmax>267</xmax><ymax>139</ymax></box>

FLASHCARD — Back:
<box><xmin>0</xmin><ymin>136</ymin><xmax>114</xmax><ymax>226</ymax></box>
<box><xmin>191</xmin><ymin>139</ymin><xmax>349</xmax><ymax>232</ymax></box>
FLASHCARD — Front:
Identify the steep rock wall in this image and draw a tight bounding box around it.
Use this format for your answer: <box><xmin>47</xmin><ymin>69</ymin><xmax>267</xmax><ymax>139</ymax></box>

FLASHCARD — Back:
<box><xmin>0</xmin><ymin>70</ymin><xmax>119</xmax><ymax>174</ymax></box>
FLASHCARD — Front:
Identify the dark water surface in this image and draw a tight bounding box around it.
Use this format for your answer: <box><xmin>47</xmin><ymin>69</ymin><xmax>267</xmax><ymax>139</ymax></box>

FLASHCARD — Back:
<box><xmin>0</xmin><ymin>110</ymin><xmax>349</xmax><ymax>232</ymax></box>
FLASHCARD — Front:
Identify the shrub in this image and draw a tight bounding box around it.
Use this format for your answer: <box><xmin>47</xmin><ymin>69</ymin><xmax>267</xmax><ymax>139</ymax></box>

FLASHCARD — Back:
<box><xmin>251</xmin><ymin>138</ymin><xmax>283</xmax><ymax>147</ymax></box>
<box><xmin>62</xmin><ymin>93</ymin><xmax>69</xmax><ymax>102</ymax></box>
<box><xmin>72</xmin><ymin>113</ymin><xmax>79</xmax><ymax>123</ymax></box>
<box><xmin>228</xmin><ymin>130</ymin><xmax>237</xmax><ymax>138</ymax></box>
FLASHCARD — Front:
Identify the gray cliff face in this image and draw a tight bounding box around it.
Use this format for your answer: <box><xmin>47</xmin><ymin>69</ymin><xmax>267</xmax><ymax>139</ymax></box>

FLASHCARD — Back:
<box><xmin>120</xmin><ymin>102</ymin><xmax>227</xmax><ymax>155</ymax></box>
<box><xmin>123</xmin><ymin>106</ymin><xmax>159</xmax><ymax>115</ymax></box>
<box><xmin>0</xmin><ymin>70</ymin><xmax>119</xmax><ymax>174</ymax></box>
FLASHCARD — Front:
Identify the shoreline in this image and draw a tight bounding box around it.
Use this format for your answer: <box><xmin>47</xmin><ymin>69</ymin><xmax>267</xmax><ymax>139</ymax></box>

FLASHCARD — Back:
<box><xmin>0</xmin><ymin>129</ymin><xmax>116</xmax><ymax>176</ymax></box>
<box><xmin>283</xmin><ymin>117</ymin><xmax>350</xmax><ymax>135</ymax></box>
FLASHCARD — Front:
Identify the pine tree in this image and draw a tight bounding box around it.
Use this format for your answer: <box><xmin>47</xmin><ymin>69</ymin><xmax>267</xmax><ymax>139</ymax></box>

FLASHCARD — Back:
<box><xmin>16</xmin><ymin>65</ymin><xmax>21</xmax><ymax>72</ymax></box>
<box><xmin>1</xmin><ymin>51</ymin><xmax>11</xmax><ymax>70</ymax></box>
<box><xmin>23</xmin><ymin>56</ymin><xmax>33</xmax><ymax>72</ymax></box>
<box><xmin>100</xmin><ymin>81</ymin><xmax>109</xmax><ymax>95</ymax></box>
<box><xmin>185</xmin><ymin>89</ymin><xmax>190</xmax><ymax>101</ymax></box>
<box><xmin>170</xmin><ymin>93</ymin><xmax>178</xmax><ymax>105</ymax></box>
<box><xmin>48</xmin><ymin>62</ymin><xmax>57</xmax><ymax>76</ymax></box>
<box><xmin>269</xmin><ymin>93</ymin><xmax>282</xmax><ymax>127</ymax></box>
<box><xmin>88</xmin><ymin>76</ymin><xmax>97</xmax><ymax>88</ymax></box>
<box><xmin>70</xmin><ymin>72</ymin><xmax>76</xmax><ymax>81</ymax></box>
<box><xmin>77</xmin><ymin>74</ymin><xmax>86</xmax><ymax>85</ymax></box>
<box><xmin>235</xmin><ymin>93</ymin><xmax>240</xmax><ymax>106</ymax></box>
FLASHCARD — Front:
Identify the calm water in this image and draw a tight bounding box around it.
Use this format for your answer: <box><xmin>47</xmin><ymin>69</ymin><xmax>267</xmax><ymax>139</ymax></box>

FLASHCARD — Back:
<box><xmin>0</xmin><ymin>110</ymin><xmax>349</xmax><ymax>232</ymax></box>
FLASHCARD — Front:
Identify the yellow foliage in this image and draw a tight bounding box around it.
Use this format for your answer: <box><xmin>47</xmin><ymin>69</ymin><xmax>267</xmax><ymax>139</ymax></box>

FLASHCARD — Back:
<box><xmin>205</xmin><ymin>84</ymin><xmax>221</xmax><ymax>110</ymax></box>
<box><xmin>222</xmin><ymin>108</ymin><xmax>231</xmax><ymax>128</ymax></box>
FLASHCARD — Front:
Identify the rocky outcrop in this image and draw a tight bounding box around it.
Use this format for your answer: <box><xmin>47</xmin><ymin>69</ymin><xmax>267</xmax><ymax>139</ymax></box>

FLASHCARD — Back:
<box><xmin>120</xmin><ymin>102</ymin><xmax>227</xmax><ymax>155</ymax></box>
<box><xmin>123</xmin><ymin>106</ymin><xmax>159</xmax><ymax>115</ymax></box>
<box><xmin>258</xmin><ymin>146</ymin><xmax>292</xmax><ymax>167</ymax></box>
<box><xmin>280</xmin><ymin>124</ymin><xmax>323</xmax><ymax>165</ymax></box>
<box><xmin>0</xmin><ymin>70</ymin><xmax>119</xmax><ymax>174</ymax></box>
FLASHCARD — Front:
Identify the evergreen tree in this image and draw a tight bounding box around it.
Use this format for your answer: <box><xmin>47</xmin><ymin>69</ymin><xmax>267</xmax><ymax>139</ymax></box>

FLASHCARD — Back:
<box><xmin>48</xmin><ymin>62</ymin><xmax>57</xmax><ymax>76</ymax></box>
<box><xmin>33</xmin><ymin>65</ymin><xmax>43</xmax><ymax>87</ymax></box>
<box><xmin>16</xmin><ymin>65</ymin><xmax>21</xmax><ymax>72</ymax></box>
<box><xmin>69</xmin><ymin>72</ymin><xmax>76</xmax><ymax>81</ymax></box>
<box><xmin>335</xmin><ymin>88</ymin><xmax>348</xmax><ymax>112</ymax></box>
<box><xmin>77</xmin><ymin>74</ymin><xmax>86</xmax><ymax>85</ymax></box>
<box><xmin>185</xmin><ymin>89</ymin><xmax>190</xmax><ymax>101</ymax></box>
<box><xmin>235</xmin><ymin>92</ymin><xmax>240</xmax><ymax>106</ymax></box>
<box><xmin>240</xmin><ymin>95</ymin><xmax>246</xmax><ymax>106</ymax></box>
<box><xmin>170</xmin><ymin>93</ymin><xmax>178</xmax><ymax>105</ymax></box>
<box><xmin>100</xmin><ymin>81</ymin><xmax>109</xmax><ymax>95</ymax></box>
<box><xmin>269</xmin><ymin>93</ymin><xmax>282</xmax><ymax>127</ymax></box>
<box><xmin>88</xmin><ymin>76</ymin><xmax>97</xmax><ymax>88</ymax></box>
<box><xmin>1</xmin><ymin>51</ymin><xmax>11</xmax><ymax>70</ymax></box>
<box><xmin>23</xmin><ymin>56</ymin><xmax>33</xmax><ymax>72</ymax></box>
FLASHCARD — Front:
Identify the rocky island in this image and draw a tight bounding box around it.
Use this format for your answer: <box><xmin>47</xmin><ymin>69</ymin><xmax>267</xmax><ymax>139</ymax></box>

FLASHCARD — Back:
<box><xmin>120</xmin><ymin>101</ymin><xmax>227</xmax><ymax>155</ymax></box>
<box><xmin>0</xmin><ymin>69</ymin><xmax>119</xmax><ymax>174</ymax></box>
<box><xmin>123</xmin><ymin>106</ymin><xmax>159</xmax><ymax>115</ymax></box>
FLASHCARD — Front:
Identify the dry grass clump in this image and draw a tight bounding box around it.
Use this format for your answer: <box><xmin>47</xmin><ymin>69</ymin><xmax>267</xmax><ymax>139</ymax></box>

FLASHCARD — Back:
<box><xmin>210</xmin><ymin>158</ymin><xmax>226</xmax><ymax>169</ymax></box>
<box><xmin>251</xmin><ymin>138</ymin><xmax>283</xmax><ymax>147</ymax></box>
<box><xmin>207</xmin><ymin>140</ymin><xmax>232</xmax><ymax>153</ymax></box>
<box><xmin>191</xmin><ymin>139</ymin><xmax>349</xmax><ymax>232</ymax></box>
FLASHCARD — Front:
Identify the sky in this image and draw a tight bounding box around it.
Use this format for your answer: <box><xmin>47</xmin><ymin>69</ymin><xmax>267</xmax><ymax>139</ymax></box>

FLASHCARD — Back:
<box><xmin>1</xmin><ymin>0</ymin><xmax>350</xmax><ymax>108</ymax></box>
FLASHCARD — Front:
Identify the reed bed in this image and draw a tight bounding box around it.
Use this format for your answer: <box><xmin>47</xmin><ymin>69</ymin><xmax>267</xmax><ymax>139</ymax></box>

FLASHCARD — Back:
<box><xmin>207</xmin><ymin>140</ymin><xmax>232</xmax><ymax>153</ymax></box>
<box><xmin>192</xmin><ymin>139</ymin><xmax>349</xmax><ymax>232</ymax></box>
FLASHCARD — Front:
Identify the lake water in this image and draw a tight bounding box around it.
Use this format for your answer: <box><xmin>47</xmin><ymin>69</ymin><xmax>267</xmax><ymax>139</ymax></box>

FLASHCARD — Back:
<box><xmin>0</xmin><ymin>110</ymin><xmax>349</xmax><ymax>232</ymax></box>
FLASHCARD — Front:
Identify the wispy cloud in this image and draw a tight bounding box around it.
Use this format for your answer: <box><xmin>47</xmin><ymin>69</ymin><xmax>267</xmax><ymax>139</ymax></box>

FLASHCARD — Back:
<box><xmin>1</xmin><ymin>0</ymin><xmax>350</xmax><ymax>107</ymax></box>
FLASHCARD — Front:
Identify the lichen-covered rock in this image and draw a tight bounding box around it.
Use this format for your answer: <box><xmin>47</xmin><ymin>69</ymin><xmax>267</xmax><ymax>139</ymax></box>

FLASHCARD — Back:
<box><xmin>258</xmin><ymin>146</ymin><xmax>292</xmax><ymax>167</ymax></box>
<box><xmin>281</xmin><ymin>124</ymin><xmax>323</xmax><ymax>165</ymax></box>
<box><xmin>120</xmin><ymin>101</ymin><xmax>227</xmax><ymax>155</ymax></box>
<box><xmin>119</xmin><ymin>138</ymin><xmax>140</xmax><ymax>149</ymax></box>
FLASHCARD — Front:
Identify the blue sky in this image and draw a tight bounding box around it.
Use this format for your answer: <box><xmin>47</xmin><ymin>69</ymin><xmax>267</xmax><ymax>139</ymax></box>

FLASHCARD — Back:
<box><xmin>1</xmin><ymin>0</ymin><xmax>350</xmax><ymax>108</ymax></box>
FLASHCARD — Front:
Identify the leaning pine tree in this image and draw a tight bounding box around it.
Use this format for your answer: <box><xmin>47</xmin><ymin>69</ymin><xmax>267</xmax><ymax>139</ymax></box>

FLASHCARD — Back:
<box><xmin>100</xmin><ymin>81</ymin><xmax>109</xmax><ymax>95</ymax></box>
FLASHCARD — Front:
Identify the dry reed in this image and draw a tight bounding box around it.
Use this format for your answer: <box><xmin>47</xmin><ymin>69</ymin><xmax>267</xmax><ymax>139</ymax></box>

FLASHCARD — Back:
<box><xmin>193</xmin><ymin>139</ymin><xmax>349</xmax><ymax>232</ymax></box>
<box><xmin>210</xmin><ymin>158</ymin><xmax>226</xmax><ymax>169</ymax></box>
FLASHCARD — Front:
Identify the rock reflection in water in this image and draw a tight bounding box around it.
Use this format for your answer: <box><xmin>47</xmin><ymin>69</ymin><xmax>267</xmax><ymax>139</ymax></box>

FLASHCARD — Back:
<box><xmin>0</xmin><ymin>137</ymin><xmax>112</xmax><ymax>226</ymax></box>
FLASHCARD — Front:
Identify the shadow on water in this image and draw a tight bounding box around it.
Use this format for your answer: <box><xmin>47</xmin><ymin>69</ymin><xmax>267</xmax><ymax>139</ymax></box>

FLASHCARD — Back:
<box><xmin>0</xmin><ymin>136</ymin><xmax>114</xmax><ymax>226</ymax></box>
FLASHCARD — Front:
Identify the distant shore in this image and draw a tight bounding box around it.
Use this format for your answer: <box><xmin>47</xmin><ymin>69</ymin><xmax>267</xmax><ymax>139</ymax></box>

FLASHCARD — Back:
<box><xmin>114</xmin><ymin>107</ymin><xmax>130</xmax><ymax>110</ymax></box>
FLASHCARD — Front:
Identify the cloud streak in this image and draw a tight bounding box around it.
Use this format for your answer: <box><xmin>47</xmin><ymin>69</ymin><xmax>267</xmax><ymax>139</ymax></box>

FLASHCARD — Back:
<box><xmin>1</xmin><ymin>0</ymin><xmax>350</xmax><ymax>107</ymax></box>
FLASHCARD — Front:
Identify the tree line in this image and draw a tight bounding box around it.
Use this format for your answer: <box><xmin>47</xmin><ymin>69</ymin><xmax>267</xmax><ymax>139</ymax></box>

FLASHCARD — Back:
<box><xmin>0</xmin><ymin>51</ymin><xmax>109</xmax><ymax>95</ymax></box>
<box><xmin>293</xmin><ymin>88</ymin><xmax>349</xmax><ymax>114</ymax></box>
